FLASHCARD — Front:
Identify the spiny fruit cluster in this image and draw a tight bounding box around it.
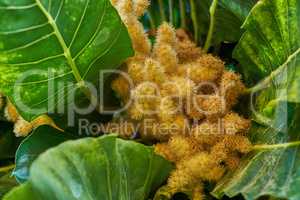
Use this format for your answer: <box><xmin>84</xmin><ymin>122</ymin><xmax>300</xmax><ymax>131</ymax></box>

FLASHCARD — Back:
<box><xmin>110</xmin><ymin>0</ymin><xmax>252</xmax><ymax>198</ymax></box>
<box><xmin>0</xmin><ymin>94</ymin><xmax>36</xmax><ymax>136</ymax></box>
<box><xmin>0</xmin><ymin>94</ymin><xmax>59</xmax><ymax>137</ymax></box>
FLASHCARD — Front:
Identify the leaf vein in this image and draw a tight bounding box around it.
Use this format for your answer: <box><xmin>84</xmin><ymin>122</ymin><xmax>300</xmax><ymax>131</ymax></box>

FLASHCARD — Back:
<box><xmin>2</xmin><ymin>32</ymin><xmax>55</xmax><ymax>53</ymax></box>
<box><xmin>69</xmin><ymin>0</ymin><xmax>90</xmax><ymax>48</ymax></box>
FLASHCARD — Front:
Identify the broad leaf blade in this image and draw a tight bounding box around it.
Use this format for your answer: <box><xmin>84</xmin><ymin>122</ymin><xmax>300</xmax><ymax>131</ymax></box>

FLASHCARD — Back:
<box><xmin>213</xmin><ymin>0</ymin><xmax>300</xmax><ymax>199</ymax></box>
<box><xmin>0</xmin><ymin>0</ymin><xmax>134</xmax><ymax>121</ymax></box>
<box><xmin>234</xmin><ymin>0</ymin><xmax>300</xmax><ymax>128</ymax></box>
<box><xmin>4</xmin><ymin>135</ymin><xmax>173</xmax><ymax>200</ymax></box>
<box><xmin>234</xmin><ymin>0</ymin><xmax>300</xmax><ymax>87</ymax></box>
<box><xmin>13</xmin><ymin>125</ymin><xmax>74</xmax><ymax>183</ymax></box>
<box><xmin>213</xmin><ymin>103</ymin><xmax>300</xmax><ymax>200</ymax></box>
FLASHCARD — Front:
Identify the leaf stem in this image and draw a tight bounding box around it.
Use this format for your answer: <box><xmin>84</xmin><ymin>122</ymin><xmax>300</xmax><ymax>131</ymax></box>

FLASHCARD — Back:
<box><xmin>252</xmin><ymin>141</ymin><xmax>300</xmax><ymax>151</ymax></box>
<box><xmin>168</xmin><ymin>0</ymin><xmax>173</xmax><ymax>25</ymax></box>
<box><xmin>179</xmin><ymin>0</ymin><xmax>187</xmax><ymax>29</ymax></box>
<box><xmin>189</xmin><ymin>0</ymin><xmax>198</xmax><ymax>42</ymax></box>
<box><xmin>146</xmin><ymin>10</ymin><xmax>156</xmax><ymax>30</ymax></box>
<box><xmin>158</xmin><ymin>0</ymin><xmax>167</xmax><ymax>22</ymax></box>
<box><xmin>204</xmin><ymin>0</ymin><xmax>218</xmax><ymax>52</ymax></box>
<box><xmin>0</xmin><ymin>164</ymin><xmax>15</xmax><ymax>173</ymax></box>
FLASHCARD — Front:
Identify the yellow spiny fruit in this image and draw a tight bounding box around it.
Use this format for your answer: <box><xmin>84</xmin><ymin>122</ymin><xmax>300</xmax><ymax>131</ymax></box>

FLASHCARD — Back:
<box><xmin>117</xmin><ymin>0</ymin><xmax>151</xmax><ymax>55</ymax></box>
<box><xmin>195</xmin><ymin>95</ymin><xmax>226</xmax><ymax>121</ymax></box>
<box><xmin>161</xmin><ymin>76</ymin><xmax>195</xmax><ymax>100</ymax></box>
<box><xmin>110</xmin><ymin>0</ymin><xmax>119</xmax><ymax>6</ymax></box>
<box><xmin>128</xmin><ymin>103</ymin><xmax>144</xmax><ymax>120</ymax></box>
<box><xmin>154</xmin><ymin>44</ymin><xmax>178</xmax><ymax>74</ymax></box>
<box><xmin>154</xmin><ymin>117</ymin><xmax>186</xmax><ymax>140</ymax></box>
<box><xmin>175</xmin><ymin>29</ymin><xmax>203</xmax><ymax>63</ymax></box>
<box><xmin>4</xmin><ymin>100</ymin><xmax>19</xmax><ymax>123</ymax></box>
<box><xmin>13</xmin><ymin>118</ymin><xmax>33</xmax><ymax>137</ymax></box>
<box><xmin>225</xmin><ymin>152</ymin><xmax>241</xmax><ymax>170</ymax></box>
<box><xmin>167</xmin><ymin>152</ymin><xmax>225</xmax><ymax>192</ymax></box>
<box><xmin>222</xmin><ymin>135</ymin><xmax>252</xmax><ymax>154</ymax></box>
<box><xmin>181</xmin><ymin>55</ymin><xmax>224</xmax><ymax>84</ymax></box>
<box><xmin>191</xmin><ymin>120</ymin><xmax>221</xmax><ymax>137</ymax></box>
<box><xmin>157</xmin><ymin>97</ymin><xmax>178</xmax><ymax>122</ymax></box>
<box><xmin>144</xmin><ymin>58</ymin><xmax>166</xmax><ymax>84</ymax></box>
<box><xmin>184</xmin><ymin>95</ymin><xmax>206</xmax><ymax>120</ymax></box>
<box><xmin>131</xmin><ymin>82</ymin><xmax>159</xmax><ymax>116</ymax></box>
<box><xmin>132</xmin><ymin>0</ymin><xmax>149</xmax><ymax>17</ymax></box>
<box><xmin>127</xmin><ymin>61</ymin><xmax>145</xmax><ymax>84</ymax></box>
<box><xmin>112</xmin><ymin>75</ymin><xmax>131</xmax><ymax>101</ymax></box>
<box><xmin>153</xmin><ymin>24</ymin><xmax>178</xmax><ymax>74</ymax></box>
<box><xmin>220</xmin><ymin>71</ymin><xmax>246</xmax><ymax>109</ymax></box>
<box><xmin>155</xmin><ymin>22</ymin><xmax>177</xmax><ymax>47</ymax></box>
<box><xmin>117</xmin><ymin>0</ymin><xmax>134</xmax><ymax>16</ymax></box>
<box><xmin>192</xmin><ymin>184</ymin><xmax>204</xmax><ymax>200</ymax></box>
<box><xmin>155</xmin><ymin>136</ymin><xmax>200</xmax><ymax>162</ymax></box>
<box><xmin>125</xmin><ymin>17</ymin><xmax>151</xmax><ymax>55</ymax></box>
<box><xmin>223</xmin><ymin>112</ymin><xmax>251</xmax><ymax>135</ymax></box>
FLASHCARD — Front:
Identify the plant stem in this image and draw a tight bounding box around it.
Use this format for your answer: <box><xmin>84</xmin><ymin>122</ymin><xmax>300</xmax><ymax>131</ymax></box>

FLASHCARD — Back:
<box><xmin>168</xmin><ymin>0</ymin><xmax>174</xmax><ymax>25</ymax></box>
<box><xmin>189</xmin><ymin>0</ymin><xmax>198</xmax><ymax>42</ymax></box>
<box><xmin>252</xmin><ymin>141</ymin><xmax>300</xmax><ymax>151</ymax></box>
<box><xmin>0</xmin><ymin>164</ymin><xmax>15</xmax><ymax>173</ymax></box>
<box><xmin>204</xmin><ymin>0</ymin><xmax>218</xmax><ymax>52</ymax></box>
<box><xmin>179</xmin><ymin>0</ymin><xmax>187</xmax><ymax>29</ymax></box>
<box><xmin>158</xmin><ymin>0</ymin><xmax>167</xmax><ymax>22</ymax></box>
<box><xmin>146</xmin><ymin>10</ymin><xmax>156</xmax><ymax>30</ymax></box>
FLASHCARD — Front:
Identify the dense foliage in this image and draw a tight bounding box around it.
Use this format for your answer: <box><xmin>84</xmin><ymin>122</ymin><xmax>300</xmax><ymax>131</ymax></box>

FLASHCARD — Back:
<box><xmin>0</xmin><ymin>0</ymin><xmax>299</xmax><ymax>200</ymax></box>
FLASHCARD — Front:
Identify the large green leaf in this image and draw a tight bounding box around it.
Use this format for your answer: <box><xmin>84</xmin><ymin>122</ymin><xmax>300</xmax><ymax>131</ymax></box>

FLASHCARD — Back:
<box><xmin>195</xmin><ymin>0</ymin><xmax>257</xmax><ymax>45</ymax></box>
<box><xmin>4</xmin><ymin>135</ymin><xmax>173</xmax><ymax>200</ymax></box>
<box><xmin>0</xmin><ymin>0</ymin><xmax>134</xmax><ymax>121</ymax></box>
<box><xmin>213</xmin><ymin>103</ymin><xmax>300</xmax><ymax>200</ymax></box>
<box><xmin>234</xmin><ymin>0</ymin><xmax>300</xmax><ymax>86</ymax></box>
<box><xmin>213</xmin><ymin>0</ymin><xmax>300</xmax><ymax>199</ymax></box>
<box><xmin>13</xmin><ymin>125</ymin><xmax>75</xmax><ymax>183</ymax></box>
<box><xmin>233</xmin><ymin>0</ymin><xmax>300</xmax><ymax>126</ymax></box>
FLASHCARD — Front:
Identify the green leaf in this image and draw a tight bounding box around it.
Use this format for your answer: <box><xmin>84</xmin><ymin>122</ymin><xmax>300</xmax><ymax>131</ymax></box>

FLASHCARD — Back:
<box><xmin>233</xmin><ymin>0</ymin><xmax>300</xmax><ymax>127</ymax></box>
<box><xmin>4</xmin><ymin>135</ymin><xmax>173</xmax><ymax>200</ymax></box>
<box><xmin>212</xmin><ymin>0</ymin><xmax>300</xmax><ymax>199</ymax></box>
<box><xmin>195</xmin><ymin>0</ymin><xmax>257</xmax><ymax>45</ymax></box>
<box><xmin>0</xmin><ymin>0</ymin><xmax>134</xmax><ymax>121</ymax></box>
<box><xmin>213</xmin><ymin>103</ymin><xmax>300</xmax><ymax>200</ymax></box>
<box><xmin>0</xmin><ymin>122</ymin><xmax>22</xmax><ymax>160</ymax></box>
<box><xmin>234</xmin><ymin>0</ymin><xmax>300</xmax><ymax>86</ymax></box>
<box><xmin>13</xmin><ymin>125</ymin><xmax>75</xmax><ymax>183</ymax></box>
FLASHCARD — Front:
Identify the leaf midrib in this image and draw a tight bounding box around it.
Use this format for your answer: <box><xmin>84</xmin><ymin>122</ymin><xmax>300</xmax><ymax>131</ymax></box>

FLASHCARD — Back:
<box><xmin>35</xmin><ymin>0</ymin><xmax>84</xmax><ymax>85</ymax></box>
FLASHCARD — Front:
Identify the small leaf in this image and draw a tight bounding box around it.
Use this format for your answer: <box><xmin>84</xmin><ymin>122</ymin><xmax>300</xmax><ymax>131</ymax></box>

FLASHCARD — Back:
<box><xmin>0</xmin><ymin>0</ymin><xmax>134</xmax><ymax>121</ymax></box>
<box><xmin>5</xmin><ymin>135</ymin><xmax>173</xmax><ymax>200</ymax></box>
<box><xmin>13</xmin><ymin>125</ymin><xmax>74</xmax><ymax>183</ymax></box>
